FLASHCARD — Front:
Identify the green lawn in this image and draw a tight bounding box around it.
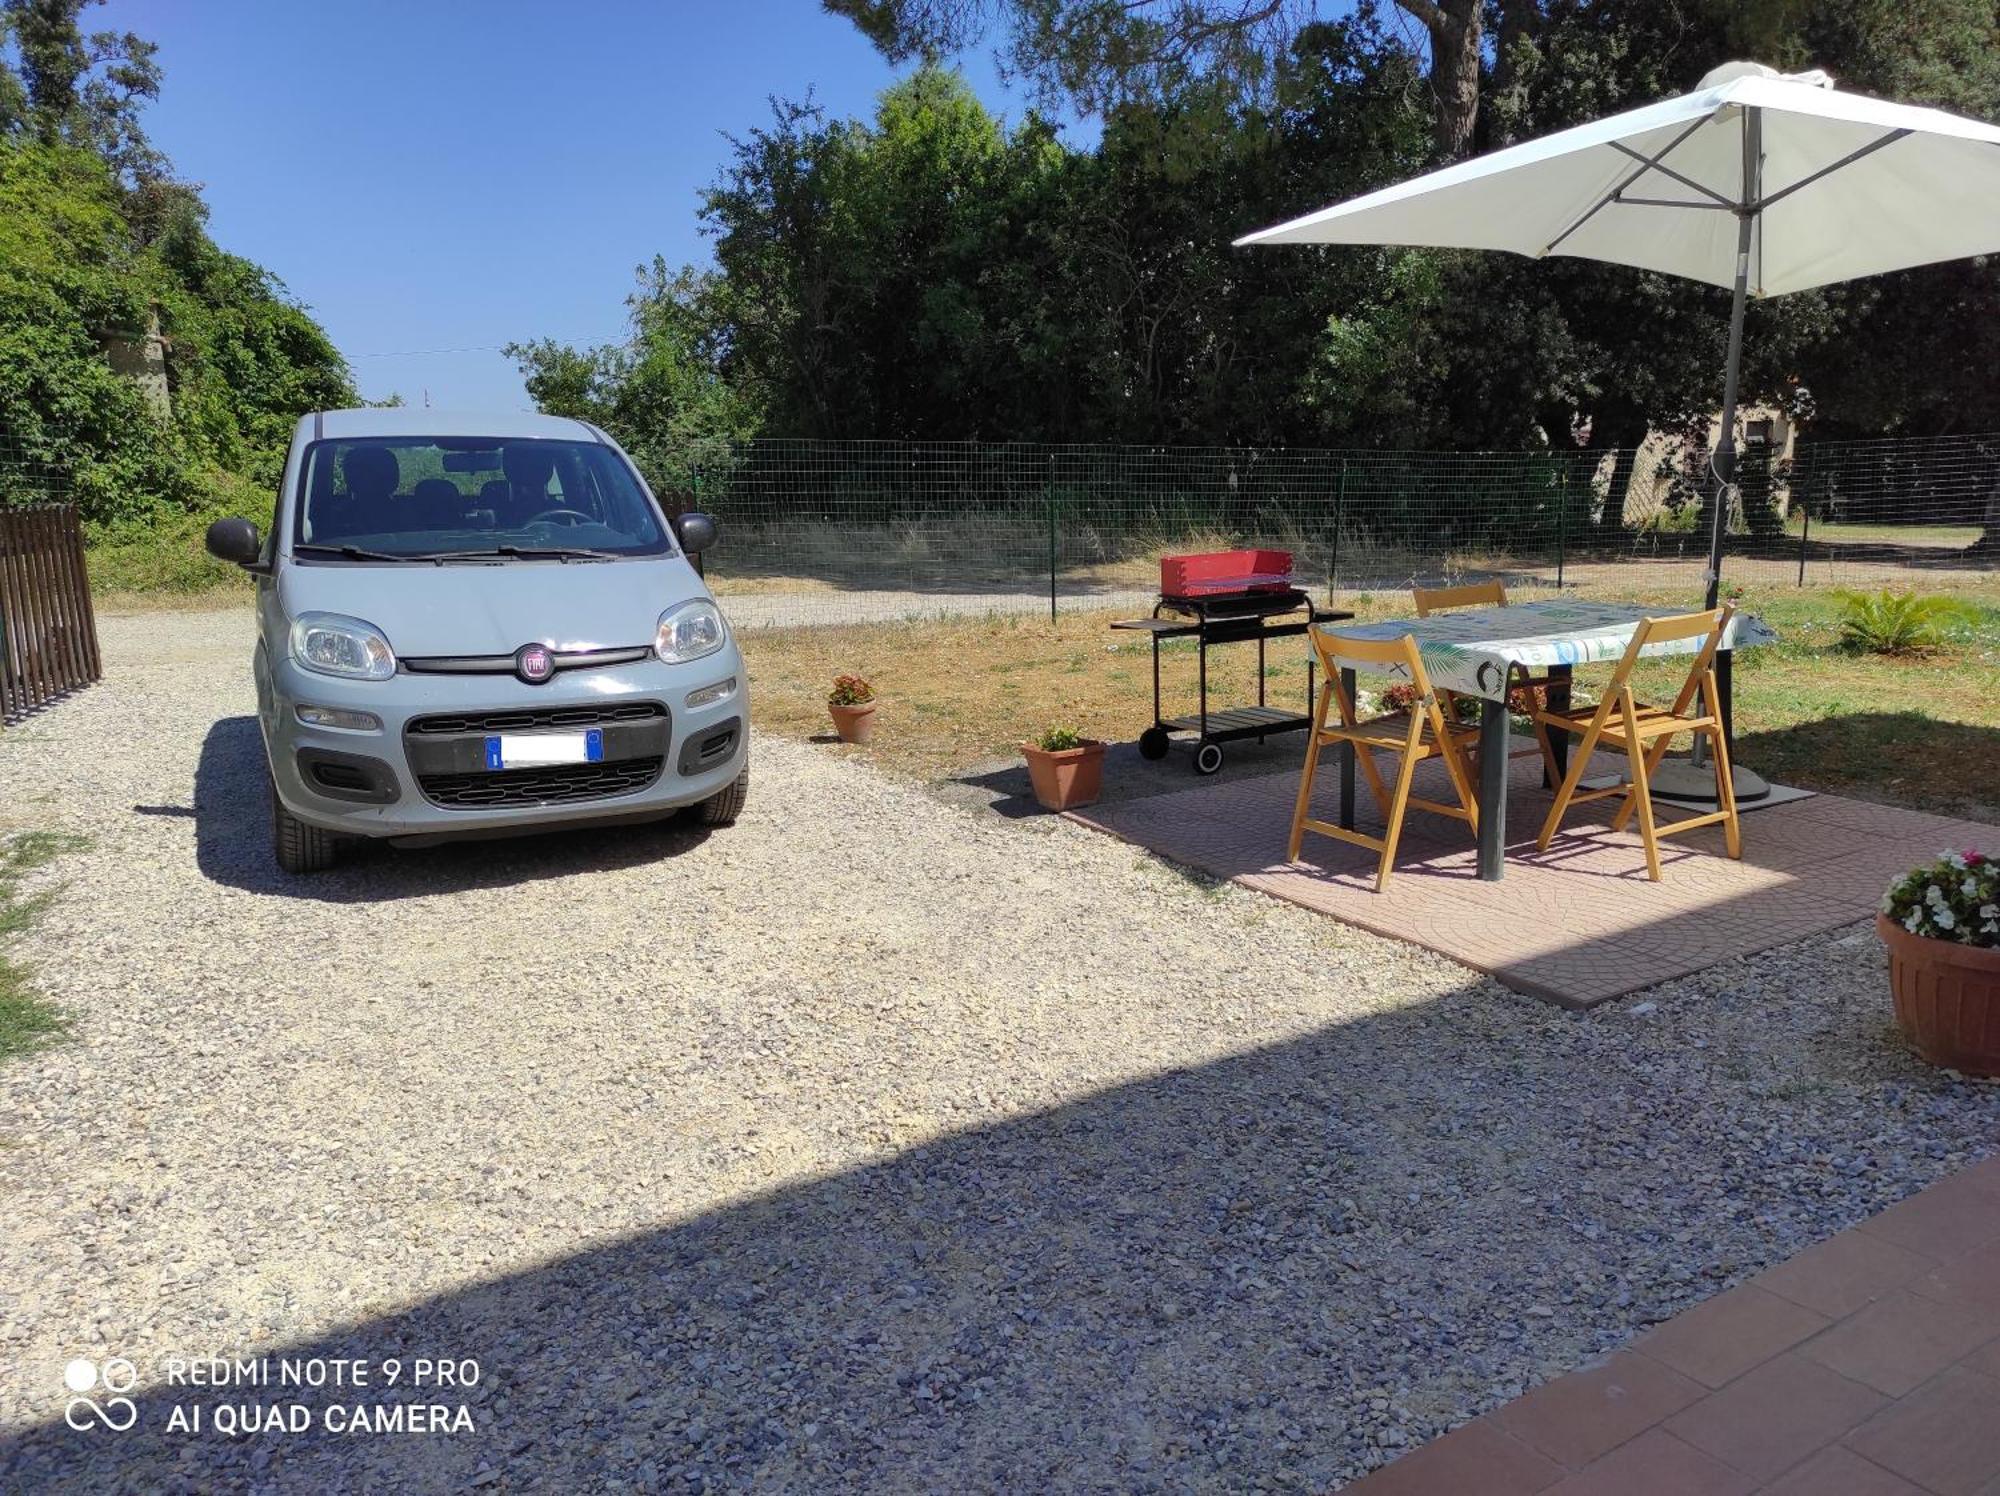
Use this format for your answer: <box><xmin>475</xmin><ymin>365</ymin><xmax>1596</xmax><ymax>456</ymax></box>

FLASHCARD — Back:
<box><xmin>741</xmin><ymin>580</ymin><xmax>2000</xmax><ymax>822</ymax></box>
<box><xmin>1783</xmin><ymin>516</ymin><xmax>1985</xmax><ymax>548</ymax></box>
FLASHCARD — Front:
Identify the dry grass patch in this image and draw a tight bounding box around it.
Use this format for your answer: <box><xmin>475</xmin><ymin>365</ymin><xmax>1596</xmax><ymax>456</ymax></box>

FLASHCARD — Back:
<box><xmin>740</xmin><ymin>581</ymin><xmax>2000</xmax><ymax>818</ymax></box>
<box><xmin>740</xmin><ymin>608</ymin><xmax>1323</xmax><ymax>780</ymax></box>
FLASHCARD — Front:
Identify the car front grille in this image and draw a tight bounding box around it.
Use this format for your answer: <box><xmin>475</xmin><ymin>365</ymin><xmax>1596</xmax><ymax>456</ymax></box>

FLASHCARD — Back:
<box><xmin>416</xmin><ymin>757</ymin><xmax>665</xmax><ymax>809</ymax></box>
<box><xmin>406</xmin><ymin>702</ymin><xmax>666</xmax><ymax>736</ymax></box>
<box><xmin>402</xmin><ymin>699</ymin><xmax>672</xmax><ymax>809</ymax></box>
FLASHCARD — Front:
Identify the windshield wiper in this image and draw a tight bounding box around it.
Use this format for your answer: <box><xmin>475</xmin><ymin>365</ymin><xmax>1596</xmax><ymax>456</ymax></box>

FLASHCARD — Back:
<box><xmin>432</xmin><ymin>545</ymin><xmax>624</xmax><ymax>563</ymax></box>
<box><xmin>292</xmin><ymin>543</ymin><xmax>449</xmax><ymax>564</ymax></box>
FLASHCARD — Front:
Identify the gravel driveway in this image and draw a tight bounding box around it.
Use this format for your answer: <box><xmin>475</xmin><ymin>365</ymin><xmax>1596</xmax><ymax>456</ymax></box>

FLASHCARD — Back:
<box><xmin>1</xmin><ymin>607</ymin><xmax>1995</xmax><ymax>1492</ymax></box>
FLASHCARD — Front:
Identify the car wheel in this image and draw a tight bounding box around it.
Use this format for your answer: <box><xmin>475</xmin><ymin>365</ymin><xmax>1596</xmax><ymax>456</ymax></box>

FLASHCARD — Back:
<box><xmin>271</xmin><ymin>774</ymin><xmax>340</xmax><ymax>874</ymax></box>
<box><xmin>693</xmin><ymin>759</ymin><xmax>749</xmax><ymax>827</ymax></box>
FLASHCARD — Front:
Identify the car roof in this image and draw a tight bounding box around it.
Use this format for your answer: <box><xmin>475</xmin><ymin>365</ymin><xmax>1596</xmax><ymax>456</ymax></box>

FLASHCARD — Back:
<box><xmin>310</xmin><ymin>408</ymin><xmax>603</xmax><ymax>442</ymax></box>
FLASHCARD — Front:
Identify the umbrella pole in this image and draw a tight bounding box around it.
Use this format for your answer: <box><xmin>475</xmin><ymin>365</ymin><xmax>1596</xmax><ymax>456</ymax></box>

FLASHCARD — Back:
<box><xmin>1705</xmin><ymin>238</ymin><xmax>1750</xmax><ymax>612</ymax></box>
<box><xmin>1705</xmin><ymin>104</ymin><xmax>1760</xmax><ymax>612</ymax></box>
<box><xmin>1660</xmin><ymin>107</ymin><xmax>1772</xmax><ymax>805</ymax></box>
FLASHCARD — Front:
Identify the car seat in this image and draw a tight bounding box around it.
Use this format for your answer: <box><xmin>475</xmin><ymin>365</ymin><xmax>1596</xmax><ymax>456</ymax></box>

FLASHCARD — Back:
<box><xmin>411</xmin><ymin>477</ymin><xmax>466</xmax><ymax>531</ymax></box>
<box><xmin>338</xmin><ymin>445</ymin><xmax>401</xmax><ymax>536</ymax></box>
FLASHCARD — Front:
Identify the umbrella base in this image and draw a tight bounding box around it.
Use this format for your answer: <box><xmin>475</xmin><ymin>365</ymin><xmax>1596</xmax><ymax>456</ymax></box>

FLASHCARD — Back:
<box><xmin>1648</xmin><ymin>758</ymin><xmax>1771</xmax><ymax>805</ymax></box>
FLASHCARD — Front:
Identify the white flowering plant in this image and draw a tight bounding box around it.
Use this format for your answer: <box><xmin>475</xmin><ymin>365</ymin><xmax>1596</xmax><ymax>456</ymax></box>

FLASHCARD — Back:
<box><xmin>1883</xmin><ymin>850</ymin><xmax>2000</xmax><ymax>947</ymax></box>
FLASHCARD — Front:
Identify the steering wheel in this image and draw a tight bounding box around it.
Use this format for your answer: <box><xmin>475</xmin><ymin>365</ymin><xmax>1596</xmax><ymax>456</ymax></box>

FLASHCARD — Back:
<box><xmin>525</xmin><ymin>508</ymin><xmax>595</xmax><ymax>527</ymax></box>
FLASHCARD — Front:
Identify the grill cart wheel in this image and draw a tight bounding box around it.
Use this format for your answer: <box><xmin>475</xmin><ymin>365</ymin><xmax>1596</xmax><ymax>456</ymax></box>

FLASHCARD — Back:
<box><xmin>1193</xmin><ymin>740</ymin><xmax>1225</xmax><ymax>776</ymax></box>
<box><xmin>1138</xmin><ymin>726</ymin><xmax>1171</xmax><ymax>761</ymax></box>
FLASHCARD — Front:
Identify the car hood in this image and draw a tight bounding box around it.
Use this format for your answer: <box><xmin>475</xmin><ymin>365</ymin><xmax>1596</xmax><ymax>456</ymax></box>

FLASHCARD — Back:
<box><xmin>278</xmin><ymin>554</ymin><xmax>706</xmax><ymax>657</ymax></box>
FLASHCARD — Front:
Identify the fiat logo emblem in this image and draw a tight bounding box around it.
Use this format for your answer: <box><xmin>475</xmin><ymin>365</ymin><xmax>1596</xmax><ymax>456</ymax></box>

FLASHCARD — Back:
<box><xmin>515</xmin><ymin>643</ymin><xmax>555</xmax><ymax>684</ymax></box>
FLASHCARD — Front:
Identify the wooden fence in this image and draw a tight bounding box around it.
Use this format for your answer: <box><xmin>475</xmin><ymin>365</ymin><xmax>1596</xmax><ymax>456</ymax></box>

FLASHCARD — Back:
<box><xmin>0</xmin><ymin>505</ymin><xmax>100</xmax><ymax>719</ymax></box>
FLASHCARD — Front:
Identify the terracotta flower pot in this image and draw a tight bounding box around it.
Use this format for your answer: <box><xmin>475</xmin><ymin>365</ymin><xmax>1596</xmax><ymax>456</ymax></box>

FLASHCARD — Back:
<box><xmin>1023</xmin><ymin>739</ymin><xmax>1105</xmax><ymax>811</ymax></box>
<box><xmin>1878</xmin><ymin>914</ymin><xmax>2000</xmax><ymax>1076</ymax></box>
<box><xmin>828</xmin><ymin>700</ymin><xmax>877</xmax><ymax>744</ymax></box>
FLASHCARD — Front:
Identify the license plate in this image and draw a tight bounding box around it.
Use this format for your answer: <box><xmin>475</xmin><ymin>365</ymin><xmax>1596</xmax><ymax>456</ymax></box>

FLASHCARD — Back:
<box><xmin>484</xmin><ymin>729</ymin><xmax>603</xmax><ymax>770</ymax></box>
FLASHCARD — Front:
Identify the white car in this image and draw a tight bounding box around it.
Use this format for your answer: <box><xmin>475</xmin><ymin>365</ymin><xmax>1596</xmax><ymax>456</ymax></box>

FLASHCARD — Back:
<box><xmin>205</xmin><ymin>408</ymin><xmax>748</xmax><ymax>872</ymax></box>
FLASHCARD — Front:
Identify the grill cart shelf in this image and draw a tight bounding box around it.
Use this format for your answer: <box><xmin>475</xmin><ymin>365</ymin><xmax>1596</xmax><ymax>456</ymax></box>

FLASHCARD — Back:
<box><xmin>1111</xmin><ymin>581</ymin><xmax>1352</xmax><ymax>776</ymax></box>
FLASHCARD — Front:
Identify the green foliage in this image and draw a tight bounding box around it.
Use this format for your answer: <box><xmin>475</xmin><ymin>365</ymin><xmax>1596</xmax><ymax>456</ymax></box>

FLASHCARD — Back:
<box><xmin>534</xmin><ymin>1</ymin><xmax>1993</xmax><ymax>460</ymax></box>
<box><xmin>0</xmin><ymin>3</ymin><xmax>353</xmax><ymax>530</ymax></box>
<box><xmin>682</xmin><ymin>0</ymin><xmax>2000</xmax><ymax>455</ymax></box>
<box><xmin>1831</xmin><ymin>588</ymin><xmax>1983</xmax><ymax>654</ymax></box>
<box><xmin>1636</xmin><ymin>502</ymin><xmax>1701</xmax><ymax>536</ymax></box>
<box><xmin>0</xmin><ymin>136</ymin><xmax>193</xmax><ymax>522</ymax></box>
<box><xmin>508</xmin><ymin>261</ymin><xmax>756</xmax><ymax>498</ymax></box>
<box><xmin>1034</xmin><ymin>724</ymin><xmax>1086</xmax><ymax>751</ymax></box>
<box><xmin>1883</xmin><ymin>849</ymin><xmax>1999</xmax><ymax>948</ymax></box>
<box><xmin>828</xmin><ymin>672</ymin><xmax>877</xmax><ymax>705</ymax></box>
<box><xmin>83</xmin><ymin>465</ymin><xmax>263</xmax><ymax>595</ymax></box>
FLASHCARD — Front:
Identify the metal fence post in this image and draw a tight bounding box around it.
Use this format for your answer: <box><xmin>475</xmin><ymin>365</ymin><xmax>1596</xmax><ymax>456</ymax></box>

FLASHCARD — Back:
<box><xmin>1330</xmin><ymin>459</ymin><xmax>1347</xmax><ymax>601</ymax></box>
<box><xmin>1555</xmin><ymin>466</ymin><xmax>1568</xmax><ymax>592</ymax></box>
<box><xmin>1047</xmin><ymin>485</ymin><xmax>1058</xmax><ymax>623</ymax></box>
<box><xmin>1796</xmin><ymin>494</ymin><xmax>1811</xmax><ymax>586</ymax></box>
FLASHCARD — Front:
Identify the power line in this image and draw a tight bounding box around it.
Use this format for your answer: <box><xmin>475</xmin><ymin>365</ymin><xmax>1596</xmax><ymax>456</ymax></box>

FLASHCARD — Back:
<box><xmin>347</xmin><ymin>332</ymin><xmax>628</xmax><ymax>359</ymax></box>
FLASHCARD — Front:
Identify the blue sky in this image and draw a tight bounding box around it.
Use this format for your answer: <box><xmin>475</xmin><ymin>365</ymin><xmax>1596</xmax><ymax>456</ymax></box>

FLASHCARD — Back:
<box><xmin>104</xmin><ymin>0</ymin><xmax>1056</xmax><ymax>409</ymax></box>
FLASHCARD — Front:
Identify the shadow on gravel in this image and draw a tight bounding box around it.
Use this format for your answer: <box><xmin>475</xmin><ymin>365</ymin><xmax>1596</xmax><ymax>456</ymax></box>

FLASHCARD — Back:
<box><xmin>5</xmin><ymin>959</ymin><xmax>1983</xmax><ymax>1494</ymax></box>
<box><xmin>192</xmin><ymin>716</ymin><xmax>713</xmax><ymax>902</ymax></box>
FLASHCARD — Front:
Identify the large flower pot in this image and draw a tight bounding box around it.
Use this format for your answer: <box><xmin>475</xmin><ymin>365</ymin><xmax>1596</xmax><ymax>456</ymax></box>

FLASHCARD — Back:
<box><xmin>1878</xmin><ymin>914</ymin><xmax>2000</xmax><ymax>1076</ymax></box>
<box><xmin>828</xmin><ymin>701</ymin><xmax>877</xmax><ymax>744</ymax></box>
<box><xmin>1023</xmin><ymin>740</ymin><xmax>1105</xmax><ymax>811</ymax></box>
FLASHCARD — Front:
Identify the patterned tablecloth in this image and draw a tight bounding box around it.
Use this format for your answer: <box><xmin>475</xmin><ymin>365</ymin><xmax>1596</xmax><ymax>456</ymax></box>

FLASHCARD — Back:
<box><xmin>1316</xmin><ymin>600</ymin><xmax>1779</xmax><ymax>702</ymax></box>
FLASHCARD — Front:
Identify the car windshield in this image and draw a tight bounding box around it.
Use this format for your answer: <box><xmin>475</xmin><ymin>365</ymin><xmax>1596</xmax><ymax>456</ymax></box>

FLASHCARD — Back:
<box><xmin>293</xmin><ymin>437</ymin><xmax>670</xmax><ymax>559</ymax></box>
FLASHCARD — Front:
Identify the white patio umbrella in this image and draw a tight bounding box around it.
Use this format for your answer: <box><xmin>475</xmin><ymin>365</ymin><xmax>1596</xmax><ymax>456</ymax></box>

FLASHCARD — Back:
<box><xmin>1237</xmin><ymin>60</ymin><xmax>2000</xmax><ymax>797</ymax></box>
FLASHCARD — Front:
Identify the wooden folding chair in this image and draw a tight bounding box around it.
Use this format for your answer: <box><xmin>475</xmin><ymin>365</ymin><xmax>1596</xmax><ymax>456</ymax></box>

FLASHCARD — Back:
<box><xmin>1412</xmin><ymin>578</ymin><xmax>1562</xmax><ymax>789</ymax></box>
<box><xmin>1287</xmin><ymin>629</ymin><xmax>1480</xmax><ymax>891</ymax></box>
<box><xmin>1533</xmin><ymin>606</ymin><xmax>1743</xmax><ymax>880</ymax></box>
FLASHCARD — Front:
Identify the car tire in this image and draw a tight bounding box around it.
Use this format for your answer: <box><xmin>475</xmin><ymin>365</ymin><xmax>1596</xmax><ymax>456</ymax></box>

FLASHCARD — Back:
<box><xmin>271</xmin><ymin>774</ymin><xmax>341</xmax><ymax>874</ymax></box>
<box><xmin>693</xmin><ymin>759</ymin><xmax>750</xmax><ymax>827</ymax></box>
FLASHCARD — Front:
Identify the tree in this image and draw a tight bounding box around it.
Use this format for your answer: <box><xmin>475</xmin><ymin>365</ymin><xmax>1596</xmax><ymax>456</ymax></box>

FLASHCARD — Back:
<box><xmin>1387</xmin><ymin>0</ymin><xmax>1480</xmax><ymax>157</ymax></box>
<box><xmin>0</xmin><ymin>3</ymin><xmax>355</xmax><ymax>521</ymax></box>
<box><xmin>510</xmin><ymin>264</ymin><xmax>760</xmax><ymax>496</ymax></box>
<box><xmin>509</xmin><ymin>0</ymin><xmax>2000</xmax><ymax>473</ymax></box>
<box><xmin>2</xmin><ymin>0</ymin><xmax>165</xmax><ymax>182</ymax></box>
<box><xmin>825</xmin><ymin>0</ymin><xmax>1487</xmax><ymax>157</ymax></box>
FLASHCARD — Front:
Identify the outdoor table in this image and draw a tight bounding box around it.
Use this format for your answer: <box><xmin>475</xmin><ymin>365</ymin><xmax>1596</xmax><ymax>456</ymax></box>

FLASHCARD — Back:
<box><xmin>1316</xmin><ymin>601</ymin><xmax>1779</xmax><ymax>881</ymax></box>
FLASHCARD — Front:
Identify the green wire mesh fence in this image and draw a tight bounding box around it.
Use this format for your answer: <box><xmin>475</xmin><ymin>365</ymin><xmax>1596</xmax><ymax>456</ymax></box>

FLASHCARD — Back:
<box><xmin>2</xmin><ymin>428</ymin><xmax>1994</xmax><ymax>631</ymax></box>
<box><xmin>668</xmin><ymin>434</ymin><xmax>1998</xmax><ymax>629</ymax></box>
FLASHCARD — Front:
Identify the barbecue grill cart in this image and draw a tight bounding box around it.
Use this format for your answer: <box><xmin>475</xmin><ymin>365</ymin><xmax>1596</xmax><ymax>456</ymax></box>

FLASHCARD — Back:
<box><xmin>1111</xmin><ymin>550</ymin><xmax>1352</xmax><ymax>775</ymax></box>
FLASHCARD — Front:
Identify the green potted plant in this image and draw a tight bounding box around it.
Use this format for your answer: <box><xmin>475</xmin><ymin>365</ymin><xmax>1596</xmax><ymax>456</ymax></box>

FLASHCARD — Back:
<box><xmin>827</xmin><ymin>674</ymin><xmax>878</xmax><ymax>744</ymax></box>
<box><xmin>1879</xmin><ymin>850</ymin><xmax>2000</xmax><ymax>1074</ymax></box>
<box><xmin>1022</xmin><ymin>725</ymin><xmax>1105</xmax><ymax>811</ymax></box>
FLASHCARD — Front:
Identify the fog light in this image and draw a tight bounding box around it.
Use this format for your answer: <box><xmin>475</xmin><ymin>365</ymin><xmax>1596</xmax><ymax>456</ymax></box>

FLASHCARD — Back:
<box><xmin>685</xmin><ymin>678</ymin><xmax>736</xmax><ymax>710</ymax></box>
<box><xmin>296</xmin><ymin>704</ymin><xmax>383</xmax><ymax>731</ymax></box>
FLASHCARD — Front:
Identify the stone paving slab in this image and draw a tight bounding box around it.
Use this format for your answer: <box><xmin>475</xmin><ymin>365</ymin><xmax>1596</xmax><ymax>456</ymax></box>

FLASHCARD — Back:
<box><xmin>1069</xmin><ymin>748</ymin><xmax>1996</xmax><ymax>1008</ymax></box>
<box><xmin>1345</xmin><ymin>1156</ymin><xmax>2000</xmax><ymax>1495</ymax></box>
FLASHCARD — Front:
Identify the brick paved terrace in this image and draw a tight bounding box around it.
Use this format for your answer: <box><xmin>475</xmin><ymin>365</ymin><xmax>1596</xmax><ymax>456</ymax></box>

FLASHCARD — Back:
<box><xmin>1071</xmin><ymin>747</ymin><xmax>1994</xmax><ymax>1009</ymax></box>
<box><xmin>1348</xmin><ymin>1154</ymin><xmax>2000</xmax><ymax>1494</ymax></box>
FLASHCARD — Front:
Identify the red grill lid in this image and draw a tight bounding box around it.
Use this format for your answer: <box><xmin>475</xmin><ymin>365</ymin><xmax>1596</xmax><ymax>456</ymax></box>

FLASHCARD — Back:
<box><xmin>1159</xmin><ymin>549</ymin><xmax>1294</xmax><ymax>599</ymax></box>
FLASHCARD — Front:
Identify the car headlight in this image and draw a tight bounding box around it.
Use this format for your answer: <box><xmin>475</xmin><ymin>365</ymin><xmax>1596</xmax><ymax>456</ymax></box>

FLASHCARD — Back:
<box><xmin>290</xmin><ymin>612</ymin><xmax>396</xmax><ymax>681</ymax></box>
<box><xmin>655</xmin><ymin>599</ymin><xmax>726</xmax><ymax>664</ymax></box>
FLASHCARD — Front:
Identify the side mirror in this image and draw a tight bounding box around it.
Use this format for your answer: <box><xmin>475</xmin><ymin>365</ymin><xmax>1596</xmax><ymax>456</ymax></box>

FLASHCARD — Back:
<box><xmin>205</xmin><ymin>517</ymin><xmax>262</xmax><ymax>566</ymax></box>
<box><xmin>675</xmin><ymin>511</ymin><xmax>718</xmax><ymax>554</ymax></box>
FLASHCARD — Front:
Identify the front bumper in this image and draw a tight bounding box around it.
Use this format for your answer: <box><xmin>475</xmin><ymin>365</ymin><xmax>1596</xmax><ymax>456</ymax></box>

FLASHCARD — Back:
<box><xmin>259</xmin><ymin>644</ymin><xmax>747</xmax><ymax>839</ymax></box>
